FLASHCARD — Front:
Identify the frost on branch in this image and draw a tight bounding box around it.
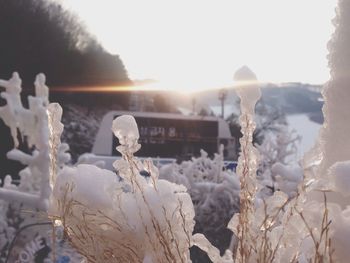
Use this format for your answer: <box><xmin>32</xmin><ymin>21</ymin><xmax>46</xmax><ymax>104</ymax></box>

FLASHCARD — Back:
<box><xmin>50</xmin><ymin>115</ymin><xmax>196</xmax><ymax>262</ymax></box>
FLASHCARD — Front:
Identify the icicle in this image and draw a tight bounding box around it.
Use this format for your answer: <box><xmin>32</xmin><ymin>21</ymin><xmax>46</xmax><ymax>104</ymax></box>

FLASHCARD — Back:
<box><xmin>34</xmin><ymin>73</ymin><xmax>49</xmax><ymax>106</ymax></box>
<box><xmin>48</xmin><ymin>103</ymin><xmax>64</xmax><ymax>189</ymax></box>
<box><xmin>0</xmin><ymin>72</ymin><xmax>24</xmax><ymax>147</ymax></box>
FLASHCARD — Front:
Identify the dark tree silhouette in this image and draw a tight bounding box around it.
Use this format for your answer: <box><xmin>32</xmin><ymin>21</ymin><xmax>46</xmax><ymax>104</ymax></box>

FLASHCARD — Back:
<box><xmin>198</xmin><ymin>108</ymin><xmax>209</xmax><ymax>116</ymax></box>
<box><xmin>0</xmin><ymin>0</ymin><xmax>131</xmax><ymax>178</ymax></box>
<box><xmin>0</xmin><ymin>0</ymin><xmax>130</xmax><ymax>90</ymax></box>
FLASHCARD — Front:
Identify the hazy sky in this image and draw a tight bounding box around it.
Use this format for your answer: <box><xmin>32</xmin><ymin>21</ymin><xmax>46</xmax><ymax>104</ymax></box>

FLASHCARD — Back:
<box><xmin>60</xmin><ymin>0</ymin><xmax>337</xmax><ymax>89</ymax></box>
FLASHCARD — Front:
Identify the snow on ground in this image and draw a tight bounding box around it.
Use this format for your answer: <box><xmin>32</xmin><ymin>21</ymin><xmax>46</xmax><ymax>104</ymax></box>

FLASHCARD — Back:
<box><xmin>210</xmin><ymin>104</ymin><xmax>239</xmax><ymax>119</ymax></box>
<box><xmin>177</xmin><ymin>106</ymin><xmax>192</xmax><ymax>115</ymax></box>
<box><xmin>286</xmin><ymin>114</ymin><xmax>321</xmax><ymax>158</ymax></box>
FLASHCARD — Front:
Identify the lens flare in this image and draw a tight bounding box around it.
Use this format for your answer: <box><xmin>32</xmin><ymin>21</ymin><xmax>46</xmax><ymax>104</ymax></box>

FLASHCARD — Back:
<box><xmin>50</xmin><ymin>79</ymin><xmax>278</xmax><ymax>95</ymax></box>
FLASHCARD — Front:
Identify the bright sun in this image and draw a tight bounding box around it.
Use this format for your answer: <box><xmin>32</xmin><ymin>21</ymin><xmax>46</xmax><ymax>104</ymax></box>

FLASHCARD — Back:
<box><xmin>60</xmin><ymin>0</ymin><xmax>336</xmax><ymax>91</ymax></box>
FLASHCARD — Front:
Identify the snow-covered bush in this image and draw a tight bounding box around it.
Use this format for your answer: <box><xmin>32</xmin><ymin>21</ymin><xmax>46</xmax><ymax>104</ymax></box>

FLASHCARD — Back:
<box><xmin>159</xmin><ymin>148</ymin><xmax>240</xmax><ymax>255</ymax></box>
<box><xmin>252</xmin><ymin>124</ymin><xmax>302</xmax><ymax>200</ymax></box>
<box><xmin>256</xmin><ymin>126</ymin><xmax>302</xmax><ymax>195</ymax></box>
<box><xmin>269</xmin><ymin>162</ymin><xmax>303</xmax><ymax>198</ymax></box>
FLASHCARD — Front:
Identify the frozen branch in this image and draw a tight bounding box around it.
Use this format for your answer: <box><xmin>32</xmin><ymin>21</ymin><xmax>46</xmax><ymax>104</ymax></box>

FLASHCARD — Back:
<box><xmin>6</xmin><ymin>149</ymin><xmax>35</xmax><ymax>165</ymax></box>
<box><xmin>0</xmin><ymin>188</ymin><xmax>46</xmax><ymax>210</ymax></box>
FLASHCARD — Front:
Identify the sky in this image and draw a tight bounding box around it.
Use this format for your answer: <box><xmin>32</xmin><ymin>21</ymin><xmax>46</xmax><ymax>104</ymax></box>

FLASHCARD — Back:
<box><xmin>58</xmin><ymin>0</ymin><xmax>337</xmax><ymax>90</ymax></box>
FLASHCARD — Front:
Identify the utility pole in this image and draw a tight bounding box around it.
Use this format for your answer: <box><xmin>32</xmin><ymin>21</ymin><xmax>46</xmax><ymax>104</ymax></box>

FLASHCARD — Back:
<box><xmin>191</xmin><ymin>97</ymin><xmax>196</xmax><ymax>115</ymax></box>
<box><xmin>218</xmin><ymin>88</ymin><xmax>228</xmax><ymax>118</ymax></box>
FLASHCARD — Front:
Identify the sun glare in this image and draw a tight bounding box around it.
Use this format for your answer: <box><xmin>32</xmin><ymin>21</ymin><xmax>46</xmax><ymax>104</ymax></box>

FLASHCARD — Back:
<box><xmin>60</xmin><ymin>0</ymin><xmax>337</xmax><ymax>90</ymax></box>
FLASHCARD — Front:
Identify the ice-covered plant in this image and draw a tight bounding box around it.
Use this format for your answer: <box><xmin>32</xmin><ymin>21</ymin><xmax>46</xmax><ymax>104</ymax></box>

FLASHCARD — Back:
<box><xmin>223</xmin><ymin>60</ymin><xmax>334</xmax><ymax>262</ymax></box>
<box><xmin>227</xmin><ymin>66</ymin><xmax>262</xmax><ymax>262</ymax></box>
<box><xmin>225</xmin><ymin>1</ymin><xmax>350</xmax><ymax>261</ymax></box>
<box><xmin>49</xmin><ymin>114</ymin><xmax>196</xmax><ymax>262</ymax></box>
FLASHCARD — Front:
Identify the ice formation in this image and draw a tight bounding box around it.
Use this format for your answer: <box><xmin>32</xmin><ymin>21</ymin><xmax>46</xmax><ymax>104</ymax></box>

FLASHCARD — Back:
<box><xmin>329</xmin><ymin>161</ymin><xmax>350</xmax><ymax>197</ymax></box>
<box><xmin>295</xmin><ymin>1</ymin><xmax>350</xmax><ymax>261</ymax></box>
<box><xmin>313</xmin><ymin>0</ymin><xmax>350</xmax><ymax>179</ymax></box>
<box><xmin>304</xmin><ymin>0</ymin><xmax>350</xmax><ymax>193</ymax></box>
<box><xmin>112</xmin><ymin>115</ymin><xmax>140</xmax><ymax>153</ymax></box>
